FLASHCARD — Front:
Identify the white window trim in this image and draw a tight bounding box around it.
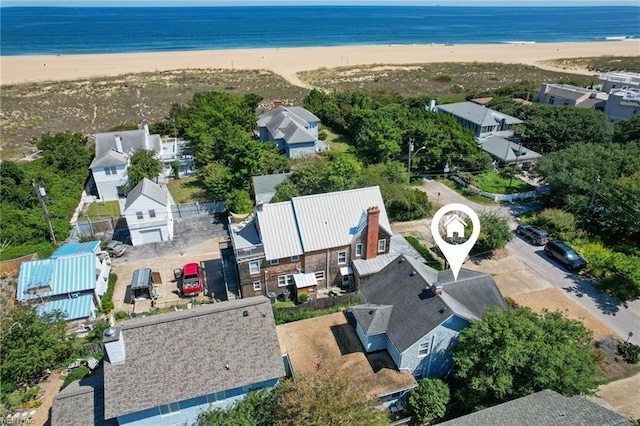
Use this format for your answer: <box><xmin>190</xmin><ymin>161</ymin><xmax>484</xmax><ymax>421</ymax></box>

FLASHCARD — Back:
<box><xmin>291</xmin><ymin>255</ymin><xmax>300</xmax><ymax>262</ymax></box>
<box><xmin>314</xmin><ymin>271</ymin><xmax>325</xmax><ymax>280</ymax></box>
<box><xmin>269</xmin><ymin>259</ymin><xmax>280</xmax><ymax>265</ymax></box>
<box><xmin>378</xmin><ymin>239</ymin><xmax>386</xmax><ymax>253</ymax></box>
<box><xmin>337</xmin><ymin>251</ymin><xmax>347</xmax><ymax>265</ymax></box>
<box><xmin>136</xmin><ymin>211</ymin><xmax>144</xmax><ymax>220</ymax></box>
<box><xmin>253</xmin><ymin>281</ymin><xmax>261</xmax><ymax>291</ymax></box>
<box><xmin>249</xmin><ymin>261</ymin><xmax>260</xmax><ymax>275</ymax></box>
<box><xmin>418</xmin><ymin>342</ymin><xmax>430</xmax><ymax>357</ymax></box>
<box><xmin>355</xmin><ymin>243</ymin><xmax>363</xmax><ymax>257</ymax></box>
<box><xmin>278</xmin><ymin>275</ymin><xmax>287</xmax><ymax>287</ymax></box>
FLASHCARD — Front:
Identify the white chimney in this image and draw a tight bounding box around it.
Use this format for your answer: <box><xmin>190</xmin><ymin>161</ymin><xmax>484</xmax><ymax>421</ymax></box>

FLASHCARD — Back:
<box><xmin>103</xmin><ymin>326</ymin><xmax>126</xmax><ymax>364</ymax></box>
<box><xmin>144</xmin><ymin>124</ymin><xmax>150</xmax><ymax>135</ymax></box>
<box><xmin>428</xmin><ymin>99</ymin><xmax>436</xmax><ymax>112</ymax></box>
<box><xmin>114</xmin><ymin>135</ymin><xmax>123</xmax><ymax>153</ymax></box>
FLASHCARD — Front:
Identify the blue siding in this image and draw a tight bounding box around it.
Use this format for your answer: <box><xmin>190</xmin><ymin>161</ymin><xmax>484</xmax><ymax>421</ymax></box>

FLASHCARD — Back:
<box><xmin>288</xmin><ymin>142</ymin><xmax>316</xmax><ymax>158</ymax></box>
<box><xmin>356</xmin><ymin>323</ymin><xmax>387</xmax><ymax>352</ymax></box>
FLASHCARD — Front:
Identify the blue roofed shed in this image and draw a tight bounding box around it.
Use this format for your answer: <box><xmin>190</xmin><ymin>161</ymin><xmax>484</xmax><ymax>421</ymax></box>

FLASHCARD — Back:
<box><xmin>37</xmin><ymin>293</ymin><xmax>96</xmax><ymax>321</ymax></box>
<box><xmin>52</xmin><ymin>241</ymin><xmax>101</xmax><ymax>258</ymax></box>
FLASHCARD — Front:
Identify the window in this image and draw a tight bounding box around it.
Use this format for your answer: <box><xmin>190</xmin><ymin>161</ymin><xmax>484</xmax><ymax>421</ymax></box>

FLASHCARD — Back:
<box><xmin>270</xmin><ymin>259</ymin><xmax>280</xmax><ymax>265</ymax></box>
<box><xmin>149</xmin><ymin>209</ymin><xmax>156</xmax><ymax>218</ymax></box>
<box><xmin>418</xmin><ymin>341</ymin><xmax>430</xmax><ymax>357</ymax></box>
<box><xmin>549</xmin><ymin>96</ymin><xmax>555</xmax><ymax>104</ymax></box>
<box><xmin>314</xmin><ymin>271</ymin><xmax>325</xmax><ymax>280</ymax></box>
<box><xmin>308</xmin><ymin>286</ymin><xmax>315</xmax><ymax>292</ymax></box>
<box><xmin>159</xmin><ymin>402</ymin><xmax>180</xmax><ymax>416</ymax></box>
<box><xmin>103</xmin><ymin>166</ymin><xmax>117</xmax><ymax>175</ymax></box>
<box><xmin>378</xmin><ymin>239</ymin><xmax>386</xmax><ymax>253</ymax></box>
<box><xmin>291</xmin><ymin>255</ymin><xmax>300</xmax><ymax>262</ymax></box>
<box><xmin>136</xmin><ymin>211</ymin><xmax>144</xmax><ymax>220</ymax></box>
<box><xmin>337</xmin><ymin>251</ymin><xmax>347</xmax><ymax>265</ymax></box>
<box><xmin>249</xmin><ymin>261</ymin><xmax>260</xmax><ymax>275</ymax></box>
<box><xmin>278</xmin><ymin>275</ymin><xmax>287</xmax><ymax>287</ymax></box>
<box><xmin>563</xmin><ymin>100</ymin><xmax>570</xmax><ymax>106</ymax></box>
<box><xmin>355</xmin><ymin>243</ymin><xmax>363</xmax><ymax>257</ymax></box>
<box><xmin>286</xmin><ymin>275</ymin><xmax>294</xmax><ymax>285</ymax></box>
<box><xmin>206</xmin><ymin>391</ymin><xmax>225</xmax><ymax>403</ymax></box>
<box><xmin>253</xmin><ymin>281</ymin><xmax>261</xmax><ymax>291</ymax></box>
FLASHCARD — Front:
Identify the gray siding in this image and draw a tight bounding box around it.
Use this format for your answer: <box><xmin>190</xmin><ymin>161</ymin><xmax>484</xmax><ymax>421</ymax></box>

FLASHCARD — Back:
<box><xmin>288</xmin><ymin>142</ymin><xmax>317</xmax><ymax>158</ymax></box>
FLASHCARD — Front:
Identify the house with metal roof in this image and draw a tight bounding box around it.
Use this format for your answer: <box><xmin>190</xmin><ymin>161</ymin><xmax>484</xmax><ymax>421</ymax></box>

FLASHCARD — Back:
<box><xmin>352</xmin><ymin>254</ymin><xmax>507</xmax><ymax>380</ymax></box>
<box><xmin>16</xmin><ymin>241</ymin><xmax>110</xmax><ymax>322</ymax></box>
<box><xmin>89</xmin><ymin>125</ymin><xmax>163</xmax><ymax>201</ymax></box>
<box><xmin>438</xmin><ymin>389</ymin><xmax>629</xmax><ymax>426</ymax></box>
<box><xmin>228</xmin><ymin>186</ymin><xmax>394</xmax><ymax>299</ymax></box>
<box><xmin>257</xmin><ymin>102</ymin><xmax>327</xmax><ymax>158</ymax></box>
<box><xmin>123</xmin><ymin>178</ymin><xmax>175</xmax><ymax>246</ymax></box>
<box><xmin>52</xmin><ymin>297</ymin><xmax>285</xmax><ymax>426</ymax></box>
<box><xmin>436</xmin><ymin>101</ymin><xmax>523</xmax><ymax>139</ymax></box>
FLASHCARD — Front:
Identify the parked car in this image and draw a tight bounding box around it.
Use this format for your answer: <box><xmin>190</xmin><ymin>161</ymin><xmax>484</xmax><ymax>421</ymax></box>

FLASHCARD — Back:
<box><xmin>516</xmin><ymin>224</ymin><xmax>549</xmax><ymax>246</ymax></box>
<box><xmin>181</xmin><ymin>262</ymin><xmax>203</xmax><ymax>297</ymax></box>
<box><xmin>543</xmin><ymin>240</ymin><xmax>587</xmax><ymax>272</ymax></box>
<box><xmin>106</xmin><ymin>240</ymin><xmax>127</xmax><ymax>257</ymax></box>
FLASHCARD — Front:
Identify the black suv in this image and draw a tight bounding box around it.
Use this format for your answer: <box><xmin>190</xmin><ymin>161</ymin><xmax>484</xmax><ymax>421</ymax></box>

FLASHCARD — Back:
<box><xmin>516</xmin><ymin>224</ymin><xmax>549</xmax><ymax>246</ymax></box>
<box><xmin>543</xmin><ymin>240</ymin><xmax>587</xmax><ymax>272</ymax></box>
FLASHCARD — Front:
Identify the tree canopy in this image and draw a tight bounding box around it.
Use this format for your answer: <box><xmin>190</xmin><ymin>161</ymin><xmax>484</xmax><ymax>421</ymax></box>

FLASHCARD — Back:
<box><xmin>406</xmin><ymin>378</ymin><xmax>450</xmax><ymax>424</ymax></box>
<box><xmin>127</xmin><ymin>149</ymin><xmax>163</xmax><ymax>189</ymax></box>
<box><xmin>451</xmin><ymin>306</ymin><xmax>597</xmax><ymax>412</ymax></box>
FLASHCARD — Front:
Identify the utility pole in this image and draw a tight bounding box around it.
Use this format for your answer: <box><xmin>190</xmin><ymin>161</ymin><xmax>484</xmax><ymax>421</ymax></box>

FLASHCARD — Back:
<box><xmin>32</xmin><ymin>179</ymin><xmax>57</xmax><ymax>245</ymax></box>
<box><xmin>588</xmin><ymin>174</ymin><xmax>601</xmax><ymax>213</ymax></box>
<box><xmin>407</xmin><ymin>137</ymin><xmax>415</xmax><ymax>180</ymax></box>
<box><xmin>507</xmin><ymin>143</ymin><xmax>523</xmax><ymax>192</ymax></box>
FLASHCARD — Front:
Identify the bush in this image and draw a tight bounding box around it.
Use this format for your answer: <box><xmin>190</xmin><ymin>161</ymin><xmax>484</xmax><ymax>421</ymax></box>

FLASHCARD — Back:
<box><xmin>100</xmin><ymin>273</ymin><xmax>117</xmax><ymax>314</ymax></box>
<box><xmin>472</xmin><ymin>211</ymin><xmax>513</xmax><ymax>256</ymax></box>
<box><xmin>406</xmin><ymin>378</ymin><xmax>450</xmax><ymax>424</ymax></box>
<box><xmin>297</xmin><ymin>294</ymin><xmax>309</xmax><ymax>304</ymax></box>
<box><xmin>114</xmin><ymin>310</ymin><xmax>130</xmax><ymax>321</ymax></box>
<box><xmin>86</xmin><ymin>320</ymin><xmax>110</xmax><ymax>342</ymax></box>
<box><xmin>531</xmin><ymin>208</ymin><xmax>577</xmax><ymax>240</ymax></box>
<box><xmin>404</xmin><ymin>236</ymin><xmax>443</xmax><ymax>270</ymax></box>
<box><xmin>617</xmin><ymin>342</ymin><xmax>640</xmax><ymax>364</ymax></box>
<box><xmin>62</xmin><ymin>366</ymin><xmax>89</xmax><ymax>389</ymax></box>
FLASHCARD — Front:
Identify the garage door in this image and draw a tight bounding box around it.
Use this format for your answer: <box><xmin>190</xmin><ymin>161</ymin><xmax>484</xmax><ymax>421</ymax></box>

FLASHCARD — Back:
<box><xmin>139</xmin><ymin>229</ymin><xmax>163</xmax><ymax>244</ymax></box>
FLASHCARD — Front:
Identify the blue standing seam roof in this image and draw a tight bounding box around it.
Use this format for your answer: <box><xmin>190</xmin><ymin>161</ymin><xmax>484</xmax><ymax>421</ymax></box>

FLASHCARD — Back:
<box><xmin>37</xmin><ymin>293</ymin><xmax>95</xmax><ymax>321</ymax></box>
<box><xmin>52</xmin><ymin>241</ymin><xmax>100</xmax><ymax>258</ymax></box>
<box><xmin>17</xmin><ymin>253</ymin><xmax>97</xmax><ymax>301</ymax></box>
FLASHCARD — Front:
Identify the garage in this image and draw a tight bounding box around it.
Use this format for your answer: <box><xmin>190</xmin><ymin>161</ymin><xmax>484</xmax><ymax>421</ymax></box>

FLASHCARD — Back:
<box><xmin>139</xmin><ymin>229</ymin><xmax>163</xmax><ymax>244</ymax></box>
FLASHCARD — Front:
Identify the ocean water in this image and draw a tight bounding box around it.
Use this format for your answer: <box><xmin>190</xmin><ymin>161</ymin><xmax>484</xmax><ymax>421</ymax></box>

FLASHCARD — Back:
<box><xmin>1</xmin><ymin>6</ymin><xmax>639</xmax><ymax>56</ymax></box>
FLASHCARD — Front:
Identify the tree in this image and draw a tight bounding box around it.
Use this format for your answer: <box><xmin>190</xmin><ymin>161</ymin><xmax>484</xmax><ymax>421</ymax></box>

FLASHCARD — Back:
<box><xmin>1</xmin><ymin>305</ymin><xmax>74</xmax><ymax>392</ymax></box>
<box><xmin>199</xmin><ymin>161</ymin><xmax>232</xmax><ymax>199</ymax></box>
<box><xmin>471</xmin><ymin>211</ymin><xmax>513</xmax><ymax>256</ymax></box>
<box><xmin>226</xmin><ymin>189</ymin><xmax>254</xmax><ymax>214</ymax></box>
<box><xmin>275</xmin><ymin>370</ymin><xmax>389</xmax><ymax>426</ymax></box>
<box><xmin>34</xmin><ymin>131</ymin><xmax>92</xmax><ymax>173</ymax></box>
<box><xmin>127</xmin><ymin>149</ymin><xmax>163</xmax><ymax>189</ymax></box>
<box><xmin>271</xmin><ymin>179</ymin><xmax>300</xmax><ymax>203</ymax></box>
<box><xmin>197</xmin><ymin>388</ymin><xmax>277</xmax><ymax>426</ymax></box>
<box><xmin>406</xmin><ymin>378</ymin><xmax>450</xmax><ymax>424</ymax></box>
<box><xmin>451</xmin><ymin>307</ymin><xmax>597</xmax><ymax>412</ymax></box>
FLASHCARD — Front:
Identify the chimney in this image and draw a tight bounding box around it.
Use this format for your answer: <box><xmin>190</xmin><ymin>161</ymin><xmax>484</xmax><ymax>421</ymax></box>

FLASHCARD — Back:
<box><xmin>274</xmin><ymin>100</ymin><xmax>282</xmax><ymax>109</ymax></box>
<box><xmin>428</xmin><ymin>98</ymin><xmax>436</xmax><ymax>112</ymax></box>
<box><xmin>103</xmin><ymin>326</ymin><xmax>126</xmax><ymax>364</ymax></box>
<box><xmin>257</xmin><ymin>201</ymin><xmax>264</xmax><ymax>212</ymax></box>
<box><xmin>365</xmin><ymin>206</ymin><xmax>380</xmax><ymax>259</ymax></box>
<box><xmin>431</xmin><ymin>282</ymin><xmax>443</xmax><ymax>295</ymax></box>
<box><xmin>144</xmin><ymin>124</ymin><xmax>150</xmax><ymax>135</ymax></box>
<box><xmin>114</xmin><ymin>135</ymin><xmax>123</xmax><ymax>153</ymax></box>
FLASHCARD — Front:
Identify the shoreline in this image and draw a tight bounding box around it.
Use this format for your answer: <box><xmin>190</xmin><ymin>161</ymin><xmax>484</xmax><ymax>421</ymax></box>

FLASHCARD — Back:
<box><xmin>1</xmin><ymin>41</ymin><xmax>639</xmax><ymax>87</ymax></box>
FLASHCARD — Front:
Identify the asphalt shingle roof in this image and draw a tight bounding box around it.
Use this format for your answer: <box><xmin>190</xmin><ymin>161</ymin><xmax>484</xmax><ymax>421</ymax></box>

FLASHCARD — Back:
<box><xmin>124</xmin><ymin>178</ymin><xmax>168</xmax><ymax>210</ymax></box>
<box><xmin>103</xmin><ymin>297</ymin><xmax>284</xmax><ymax>420</ymax></box>
<box><xmin>252</xmin><ymin>172</ymin><xmax>291</xmax><ymax>203</ymax></box>
<box><xmin>52</xmin><ymin>373</ymin><xmax>115</xmax><ymax>426</ymax></box>
<box><xmin>439</xmin><ymin>389</ymin><xmax>630</xmax><ymax>426</ymax></box>
<box><xmin>479</xmin><ymin>136</ymin><xmax>541</xmax><ymax>163</ymax></box>
<box><xmin>436</xmin><ymin>101</ymin><xmax>522</xmax><ymax>127</ymax></box>
<box><xmin>357</xmin><ymin>255</ymin><xmax>506</xmax><ymax>352</ymax></box>
<box><xmin>257</xmin><ymin>106</ymin><xmax>319</xmax><ymax>146</ymax></box>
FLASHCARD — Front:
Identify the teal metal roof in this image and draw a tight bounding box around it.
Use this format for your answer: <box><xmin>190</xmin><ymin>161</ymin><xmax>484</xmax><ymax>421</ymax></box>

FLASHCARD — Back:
<box><xmin>52</xmin><ymin>241</ymin><xmax>100</xmax><ymax>258</ymax></box>
<box><xmin>37</xmin><ymin>293</ymin><xmax>95</xmax><ymax>321</ymax></box>
<box><xmin>17</xmin><ymin>253</ymin><xmax>97</xmax><ymax>301</ymax></box>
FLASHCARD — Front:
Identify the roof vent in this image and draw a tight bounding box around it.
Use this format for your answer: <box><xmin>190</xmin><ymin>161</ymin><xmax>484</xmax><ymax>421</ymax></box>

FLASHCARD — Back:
<box><xmin>432</xmin><ymin>282</ymin><xmax>443</xmax><ymax>295</ymax></box>
<box><xmin>243</xmin><ymin>310</ymin><xmax>249</xmax><ymax>317</ymax></box>
<box><xmin>410</xmin><ymin>271</ymin><xmax>417</xmax><ymax>277</ymax></box>
<box><xmin>369</xmin><ymin>309</ymin><xmax>376</xmax><ymax>315</ymax></box>
<box><xmin>104</xmin><ymin>327</ymin><xmax>117</xmax><ymax>337</ymax></box>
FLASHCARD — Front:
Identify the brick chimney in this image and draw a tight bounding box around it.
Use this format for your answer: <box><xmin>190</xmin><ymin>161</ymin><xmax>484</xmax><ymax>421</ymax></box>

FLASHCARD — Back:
<box><xmin>365</xmin><ymin>206</ymin><xmax>380</xmax><ymax>259</ymax></box>
<box><xmin>274</xmin><ymin>100</ymin><xmax>282</xmax><ymax>109</ymax></box>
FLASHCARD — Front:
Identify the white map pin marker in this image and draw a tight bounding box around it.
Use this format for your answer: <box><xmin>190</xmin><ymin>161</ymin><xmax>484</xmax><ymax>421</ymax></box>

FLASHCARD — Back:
<box><xmin>431</xmin><ymin>203</ymin><xmax>480</xmax><ymax>282</ymax></box>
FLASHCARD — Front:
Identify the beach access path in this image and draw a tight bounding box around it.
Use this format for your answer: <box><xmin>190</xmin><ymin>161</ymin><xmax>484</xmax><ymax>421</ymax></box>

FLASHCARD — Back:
<box><xmin>2</xmin><ymin>41</ymin><xmax>639</xmax><ymax>87</ymax></box>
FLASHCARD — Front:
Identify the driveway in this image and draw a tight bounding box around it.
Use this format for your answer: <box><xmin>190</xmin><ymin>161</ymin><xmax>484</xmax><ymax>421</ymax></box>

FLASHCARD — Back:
<box><xmin>412</xmin><ymin>177</ymin><xmax>640</xmax><ymax>345</ymax></box>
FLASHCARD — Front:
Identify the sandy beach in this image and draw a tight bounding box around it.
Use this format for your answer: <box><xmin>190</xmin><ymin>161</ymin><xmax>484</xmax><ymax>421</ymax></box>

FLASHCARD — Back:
<box><xmin>1</xmin><ymin>41</ymin><xmax>638</xmax><ymax>87</ymax></box>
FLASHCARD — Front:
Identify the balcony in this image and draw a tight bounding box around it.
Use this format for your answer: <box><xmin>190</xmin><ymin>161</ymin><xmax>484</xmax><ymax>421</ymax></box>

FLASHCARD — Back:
<box><xmin>228</xmin><ymin>214</ymin><xmax>265</xmax><ymax>261</ymax></box>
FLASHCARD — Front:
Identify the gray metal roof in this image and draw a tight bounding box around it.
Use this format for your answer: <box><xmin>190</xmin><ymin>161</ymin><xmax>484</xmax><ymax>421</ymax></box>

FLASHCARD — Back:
<box><xmin>479</xmin><ymin>136</ymin><xmax>541</xmax><ymax>163</ymax></box>
<box><xmin>439</xmin><ymin>389</ymin><xmax>630</xmax><ymax>426</ymax></box>
<box><xmin>252</xmin><ymin>172</ymin><xmax>291</xmax><ymax>203</ymax></box>
<box><xmin>291</xmin><ymin>186</ymin><xmax>391</xmax><ymax>253</ymax></box>
<box><xmin>103</xmin><ymin>297</ymin><xmax>285</xmax><ymax>420</ymax></box>
<box><xmin>436</xmin><ymin>102</ymin><xmax>522</xmax><ymax>127</ymax></box>
<box><xmin>352</xmin><ymin>234</ymin><xmax>424</xmax><ymax>277</ymax></box>
<box><xmin>357</xmin><ymin>255</ymin><xmax>506</xmax><ymax>353</ymax></box>
<box><xmin>130</xmin><ymin>268</ymin><xmax>151</xmax><ymax>290</ymax></box>
<box><xmin>256</xmin><ymin>202</ymin><xmax>304</xmax><ymax>260</ymax></box>
<box><xmin>52</xmin><ymin>373</ymin><xmax>115</xmax><ymax>426</ymax></box>
<box><xmin>124</xmin><ymin>178</ymin><xmax>168</xmax><ymax>210</ymax></box>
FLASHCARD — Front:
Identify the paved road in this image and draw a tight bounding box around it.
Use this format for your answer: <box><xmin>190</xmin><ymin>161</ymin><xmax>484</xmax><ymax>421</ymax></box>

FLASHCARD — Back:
<box><xmin>418</xmin><ymin>177</ymin><xmax>640</xmax><ymax>345</ymax></box>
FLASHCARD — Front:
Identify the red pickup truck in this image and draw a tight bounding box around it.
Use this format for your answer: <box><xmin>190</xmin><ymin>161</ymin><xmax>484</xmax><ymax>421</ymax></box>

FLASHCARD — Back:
<box><xmin>181</xmin><ymin>263</ymin><xmax>203</xmax><ymax>297</ymax></box>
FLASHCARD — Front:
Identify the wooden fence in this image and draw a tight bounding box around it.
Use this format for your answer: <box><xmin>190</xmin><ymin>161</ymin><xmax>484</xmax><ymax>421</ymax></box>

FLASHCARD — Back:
<box><xmin>278</xmin><ymin>291</ymin><xmax>364</xmax><ymax>312</ymax></box>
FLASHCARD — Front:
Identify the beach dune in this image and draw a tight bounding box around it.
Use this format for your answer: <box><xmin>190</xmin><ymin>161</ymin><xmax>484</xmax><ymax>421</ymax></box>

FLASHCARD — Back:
<box><xmin>1</xmin><ymin>41</ymin><xmax>639</xmax><ymax>87</ymax></box>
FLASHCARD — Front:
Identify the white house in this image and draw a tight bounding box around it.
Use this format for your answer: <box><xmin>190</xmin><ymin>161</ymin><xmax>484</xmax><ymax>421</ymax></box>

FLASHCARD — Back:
<box><xmin>90</xmin><ymin>126</ymin><xmax>162</xmax><ymax>201</ymax></box>
<box><xmin>124</xmin><ymin>178</ymin><xmax>175</xmax><ymax>246</ymax></box>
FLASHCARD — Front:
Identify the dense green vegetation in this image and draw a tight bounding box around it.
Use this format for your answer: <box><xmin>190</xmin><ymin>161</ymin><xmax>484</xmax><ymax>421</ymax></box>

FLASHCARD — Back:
<box><xmin>100</xmin><ymin>273</ymin><xmax>117</xmax><ymax>314</ymax></box>
<box><xmin>0</xmin><ymin>132</ymin><xmax>91</xmax><ymax>260</ymax></box>
<box><xmin>471</xmin><ymin>211</ymin><xmax>513</xmax><ymax>256</ymax></box>
<box><xmin>404</xmin><ymin>236</ymin><xmax>443</xmax><ymax>270</ymax></box>
<box><xmin>127</xmin><ymin>149</ymin><xmax>163</xmax><ymax>190</ymax></box>
<box><xmin>451</xmin><ymin>307</ymin><xmax>597</xmax><ymax>412</ymax></box>
<box><xmin>405</xmin><ymin>378</ymin><xmax>450</xmax><ymax>424</ymax></box>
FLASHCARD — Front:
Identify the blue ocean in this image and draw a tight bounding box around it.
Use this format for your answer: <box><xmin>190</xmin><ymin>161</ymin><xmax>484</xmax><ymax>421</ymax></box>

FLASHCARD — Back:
<box><xmin>1</xmin><ymin>6</ymin><xmax>639</xmax><ymax>56</ymax></box>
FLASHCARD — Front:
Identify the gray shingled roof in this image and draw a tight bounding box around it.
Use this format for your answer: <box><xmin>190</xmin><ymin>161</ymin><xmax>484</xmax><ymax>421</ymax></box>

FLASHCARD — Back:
<box><xmin>439</xmin><ymin>389</ymin><xmax>630</xmax><ymax>426</ymax></box>
<box><xmin>89</xmin><ymin>149</ymin><xmax>129</xmax><ymax>168</ymax></box>
<box><xmin>544</xmin><ymin>85</ymin><xmax>594</xmax><ymax>101</ymax></box>
<box><xmin>351</xmin><ymin>304</ymin><xmax>393</xmax><ymax>335</ymax></box>
<box><xmin>124</xmin><ymin>178</ymin><xmax>168</xmax><ymax>210</ymax></box>
<box><xmin>103</xmin><ymin>297</ymin><xmax>285</xmax><ymax>420</ymax></box>
<box><xmin>52</xmin><ymin>373</ymin><xmax>115</xmax><ymax>426</ymax></box>
<box><xmin>479</xmin><ymin>136</ymin><xmax>541</xmax><ymax>163</ymax></box>
<box><xmin>357</xmin><ymin>255</ymin><xmax>506</xmax><ymax>353</ymax></box>
<box><xmin>94</xmin><ymin>128</ymin><xmax>161</xmax><ymax>158</ymax></box>
<box><xmin>252</xmin><ymin>172</ymin><xmax>291</xmax><ymax>203</ymax></box>
<box><xmin>257</xmin><ymin>106</ymin><xmax>319</xmax><ymax>146</ymax></box>
<box><xmin>436</xmin><ymin>102</ymin><xmax>522</xmax><ymax>127</ymax></box>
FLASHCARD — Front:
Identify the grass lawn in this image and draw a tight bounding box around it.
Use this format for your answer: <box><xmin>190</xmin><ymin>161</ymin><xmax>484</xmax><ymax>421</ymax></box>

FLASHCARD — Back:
<box><xmin>166</xmin><ymin>176</ymin><xmax>209</xmax><ymax>204</ymax></box>
<box><xmin>475</xmin><ymin>172</ymin><xmax>534</xmax><ymax>194</ymax></box>
<box><xmin>441</xmin><ymin>179</ymin><xmax>496</xmax><ymax>205</ymax></box>
<box><xmin>81</xmin><ymin>201</ymin><xmax>121</xmax><ymax>220</ymax></box>
<box><xmin>320</xmin><ymin>125</ymin><xmax>353</xmax><ymax>153</ymax></box>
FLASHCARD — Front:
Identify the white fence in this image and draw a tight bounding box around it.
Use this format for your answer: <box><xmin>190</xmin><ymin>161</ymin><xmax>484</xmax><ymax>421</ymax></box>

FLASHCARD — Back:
<box><xmin>451</xmin><ymin>176</ymin><xmax>540</xmax><ymax>202</ymax></box>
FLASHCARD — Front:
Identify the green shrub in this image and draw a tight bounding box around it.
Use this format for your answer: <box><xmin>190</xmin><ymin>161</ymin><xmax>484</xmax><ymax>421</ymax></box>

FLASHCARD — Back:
<box><xmin>531</xmin><ymin>208</ymin><xmax>577</xmax><ymax>240</ymax></box>
<box><xmin>404</xmin><ymin>236</ymin><xmax>443</xmax><ymax>270</ymax></box>
<box><xmin>318</xmin><ymin>130</ymin><xmax>328</xmax><ymax>140</ymax></box>
<box><xmin>297</xmin><ymin>294</ymin><xmax>309</xmax><ymax>304</ymax></box>
<box><xmin>62</xmin><ymin>366</ymin><xmax>89</xmax><ymax>389</ymax></box>
<box><xmin>114</xmin><ymin>310</ymin><xmax>130</xmax><ymax>321</ymax></box>
<box><xmin>86</xmin><ymin>320</ymin><xmax>109</xmax><ymax>342</ymax></box>
<box><xmin>618</xmin><ymin>342</ymin><xmax>640</xmax><ymax>364</ymax></box>
<box><xmin>100</xmin><ymin>273</ymin><xmax>117</xmax><ymax>314</ymax></box>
